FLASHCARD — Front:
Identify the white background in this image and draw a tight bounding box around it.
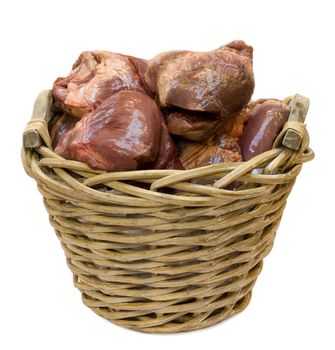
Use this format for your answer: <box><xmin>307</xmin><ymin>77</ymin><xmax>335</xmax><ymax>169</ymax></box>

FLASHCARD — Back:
<box><xmin>1</xmin><ymin>0</ymin><xmax>334</xmax><ymax>349</ymax></box>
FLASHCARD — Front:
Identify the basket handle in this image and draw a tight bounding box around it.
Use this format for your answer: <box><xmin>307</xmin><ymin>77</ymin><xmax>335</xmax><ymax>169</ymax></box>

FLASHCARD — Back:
<box><xmin>281</xmin><ymin>94</ymin><xmax>310</xmax><ymax>150</ymax></box>
<box><xmin>23</xmin><ymin>90</ymin><xmax>53</xmax><ymax>149</ymax></box>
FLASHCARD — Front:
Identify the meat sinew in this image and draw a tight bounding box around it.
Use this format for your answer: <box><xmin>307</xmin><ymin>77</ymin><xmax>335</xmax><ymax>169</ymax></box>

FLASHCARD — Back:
<box><xmin>53</xmin><ymin>51</ymin><xmax>148</xmax><ymax>118</ymax></box>
<box><xmin>178</xmin><ymin>135</ymin><xmax>242</xmax><ymax>170</ymax></box>
<box><xmin>238</xmin><ymin>99</ymin><xmax>290</xmax><ymax>161</ymax></box>
<box><xmin>54</xmin><ymin>91</ymin><xmax>162</xmax><ymax>172</ymax></box>
<box><xmin>216</xmin><ymin>109</ymin><xmax>249</xmax><ymax>139</ymax></box>
<box><xmin>144</xmin><ymin>40</ymin><xmax>254</xmax><ymax>117</ymax></box>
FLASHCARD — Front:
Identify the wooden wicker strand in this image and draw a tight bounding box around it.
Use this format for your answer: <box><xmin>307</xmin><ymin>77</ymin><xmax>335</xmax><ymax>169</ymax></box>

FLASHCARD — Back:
<box><xmin>21</xmin><ymin>91</ymin><xmax>314</xmax><ymax>333</ymax></box>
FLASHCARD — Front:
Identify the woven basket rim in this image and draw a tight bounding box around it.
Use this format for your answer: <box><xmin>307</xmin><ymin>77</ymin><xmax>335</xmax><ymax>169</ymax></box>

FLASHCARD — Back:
<box><xmin>22</xmin><ymin>90</ymin><xmax>314</xmax><ymax>195</ymax></box>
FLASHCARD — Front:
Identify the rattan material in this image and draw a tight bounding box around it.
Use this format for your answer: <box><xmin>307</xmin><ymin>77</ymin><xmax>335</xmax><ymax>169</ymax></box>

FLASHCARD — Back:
<box><xmin>22</xmin><ymin>91</ymin><xmax>314</xmax><ymax>333</ymax></box>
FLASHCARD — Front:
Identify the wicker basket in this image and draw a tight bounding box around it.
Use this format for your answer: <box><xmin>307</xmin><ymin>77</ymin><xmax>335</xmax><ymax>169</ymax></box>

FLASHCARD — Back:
<box><xmin>22</xmin><ymin>90</ymin><xmax>314</xmax><ymax>333</ymax></box>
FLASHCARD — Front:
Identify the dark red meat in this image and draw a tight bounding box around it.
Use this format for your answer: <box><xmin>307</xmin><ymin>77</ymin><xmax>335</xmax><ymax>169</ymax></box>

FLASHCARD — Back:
<box><xmin>152</xmin><ymin>123</ymin><xmax>180</xmax><ymax>169</ymax></box>
<box><xmin>144</xmin><ymin>40</ymin><xmax>254</xmax><ymax>117</ymax></box>
<box><xmin>49</xmin><ymin>113</ymin><xmax>78</xmax><ymax>149</ymax></box>
<box><xmin>54</xmin><ymin>91</ymin><xmax>162</xmax><ymax>171</ymax></box>
<box><xmin>238</xmin><ymin>99</ymin><xmax>290</xmax><ymax>161</ymax></box>
<box><xmin>165</xmin><ymin>157</ymin><xmax>184</xmax><ymax>170</ymax></box>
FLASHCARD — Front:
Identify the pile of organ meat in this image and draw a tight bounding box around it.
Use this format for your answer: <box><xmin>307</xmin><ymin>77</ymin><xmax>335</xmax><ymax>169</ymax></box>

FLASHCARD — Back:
<box><xmin>50</xmin><ymin>40</ymin><xmax>290</xmax><ymax>174</ymax></box>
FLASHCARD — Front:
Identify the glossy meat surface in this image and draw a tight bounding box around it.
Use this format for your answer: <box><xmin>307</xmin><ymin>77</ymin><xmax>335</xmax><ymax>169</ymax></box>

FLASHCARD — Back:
<box><xmin>55</xmin><ymin>91</ymin><xmax>162</xmax><ymax>171</ymax></box>
<box><xmin>238</xmin><ymin>99</ymin><xmax>290</xmax><ymax>161</ymax></box>
<box><xmin>53</xmin><ymin>51</ymin><xmax>148</xmax><ymax>118</ymax></box>
<box><xmin>144</xmin><ymin>40</ymin><xmax>254</xmax><ymax>117</ymax></box>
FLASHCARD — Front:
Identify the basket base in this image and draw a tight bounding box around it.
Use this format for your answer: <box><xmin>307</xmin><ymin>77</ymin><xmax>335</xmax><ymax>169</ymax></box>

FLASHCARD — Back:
<box><xmin>82</xmin><ymin>290</ymin><xmax>252</xmax><ymax>334</ymax></box>
<box><xmin>73</xmin><ymin>260</ymin><xmax>263</xmax><ymax>333</ymax></box>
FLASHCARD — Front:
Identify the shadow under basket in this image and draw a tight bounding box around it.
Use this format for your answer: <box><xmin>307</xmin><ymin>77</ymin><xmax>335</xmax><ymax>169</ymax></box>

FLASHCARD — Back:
<box><xmin>22</xmin><ymin>91</ymin><xmax>314</xmax><ymax>333</ymax></box>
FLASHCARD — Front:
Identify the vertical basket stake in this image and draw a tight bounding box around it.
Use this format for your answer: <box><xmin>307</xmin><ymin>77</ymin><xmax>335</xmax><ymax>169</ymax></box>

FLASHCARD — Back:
<box><xmin>282</xmin><ymin>94</ymin><xmax>310</xmax><ymax>150</ymax></box>
<box><xmin>23</xmin><ymin>90</ymin><xmax>53</xmax><ymax>148</ymax></box>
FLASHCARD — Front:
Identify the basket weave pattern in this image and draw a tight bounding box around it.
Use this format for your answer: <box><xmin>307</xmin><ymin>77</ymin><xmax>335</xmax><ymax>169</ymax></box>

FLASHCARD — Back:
<box><xmin>22</xmin><ymin>92</ymin><xmax>314</xmax><ymax>333</ymax></box>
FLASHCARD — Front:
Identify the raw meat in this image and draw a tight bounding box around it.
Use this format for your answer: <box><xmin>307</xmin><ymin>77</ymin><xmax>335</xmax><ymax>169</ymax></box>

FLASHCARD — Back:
<box><xmin>178</xmin><ymin>135</ymin><xmax>242</xmax><ymax>170</ymax></box>
<box><xmin>238</xmin><ymin>99</ymin><xmax>290</xmax><ymax>161</ymax></box>
<box><xmin>217</xmin><ymin>109</ymin><xmax>249</xmax><ymax>139</ymax></box>
<box><xmin>55</xmin><ymin>91</ymin><xmax>162</xmax><ymax>171</ymax></box>
<box><xmin>144</xmin><ymin>40</ymin><xmax>254</xmax><ymax>117</ymax></box>
<box><xmin>53</xmin><ymin>51</ymin><xmax>148</xmax><ymax>118</ymax></box>
<box><xmin>165</xmin><ymin>110</ymin><xmax>220</xmax><ymax>142</ymax></box>
<box><xmin>152</xmin><ymin>123</ymin><xmax>180</xmax><ymax>169</ymax></box>
<box><xmin>49</xmin><ymin>113</ymin><xmax>78</xmax><ymax>149</ymax></box>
